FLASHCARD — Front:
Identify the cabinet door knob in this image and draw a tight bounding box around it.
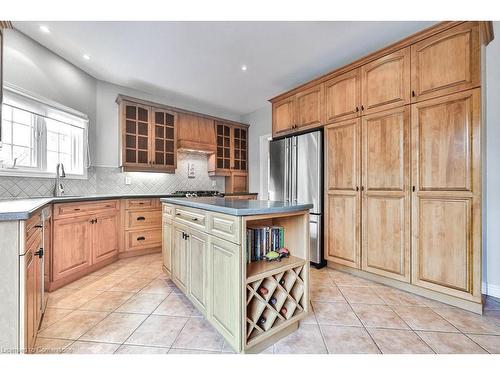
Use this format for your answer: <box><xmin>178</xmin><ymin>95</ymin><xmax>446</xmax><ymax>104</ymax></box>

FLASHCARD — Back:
<box><xmin>192</xmin><ymin>217</ymin><xmax>198</xmax><ymax>222</ymax></box>
<box><xmin>361</xmin><ymin>105</ymin><xmax>364</xmax><ymax>111</ymax></box>
<box><xmin>412</xmin><ymin>186</ymin><xmax>416</xmax><ymax>192</ymax></box>
<box><xmin>356</xmin><ymin>186</ymin><xmax>359</xmax><ymax>191</ymax></box>
<box><xmin>412</xmin><ymin>90</ymin><xmax>416</xmax><ymax>97</ymax></box>
<box><xmin>355</xmin><ymin>107</ymin><xmax>359</xmax><ymax>112</ymax></box>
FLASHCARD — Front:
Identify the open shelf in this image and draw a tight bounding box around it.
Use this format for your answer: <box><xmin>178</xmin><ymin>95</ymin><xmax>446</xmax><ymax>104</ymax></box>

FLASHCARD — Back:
<box><xmin>247</xmin><ymin>256</ymin><xmax>305</xmax><ymax>283</ymax></box>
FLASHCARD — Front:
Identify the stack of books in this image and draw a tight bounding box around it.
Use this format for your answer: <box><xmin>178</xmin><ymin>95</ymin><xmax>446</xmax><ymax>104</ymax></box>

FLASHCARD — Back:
<box><xmin>246</xmin><ymin>225</ymin><xmax>284</xmax><ymax>263</ymax></box>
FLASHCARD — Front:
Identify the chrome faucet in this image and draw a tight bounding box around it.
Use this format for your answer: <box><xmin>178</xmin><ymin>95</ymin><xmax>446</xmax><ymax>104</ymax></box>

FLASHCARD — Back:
<box><xmin>54</xmin><ymin>163</ymin><xmax>66</xmax><ymax>196</ymax></box>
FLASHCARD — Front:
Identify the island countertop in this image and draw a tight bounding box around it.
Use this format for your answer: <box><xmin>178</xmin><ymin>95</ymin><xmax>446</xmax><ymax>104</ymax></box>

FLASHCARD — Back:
<box><xmin>161</xmin><ymin>197</ymin><xmax>313</xmax><ymax>216</ymax></box>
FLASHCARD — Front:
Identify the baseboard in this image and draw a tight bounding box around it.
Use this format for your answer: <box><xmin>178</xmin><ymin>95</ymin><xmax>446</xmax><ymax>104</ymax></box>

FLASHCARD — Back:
<box><xmin>482</xmin><ymin>282</ymin><xmax>500</xmax><ymax>298</ymax></box>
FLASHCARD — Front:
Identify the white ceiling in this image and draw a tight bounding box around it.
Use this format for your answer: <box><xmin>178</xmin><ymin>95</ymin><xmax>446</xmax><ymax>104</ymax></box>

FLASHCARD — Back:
<box><xmin>13</xmin><ymin>21</ymin><xmax>436</xmax><ymax>117</ymax></box>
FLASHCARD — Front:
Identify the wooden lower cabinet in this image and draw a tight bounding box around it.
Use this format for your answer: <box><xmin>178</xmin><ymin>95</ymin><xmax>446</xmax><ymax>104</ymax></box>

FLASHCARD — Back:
<box><xmin>92</xmin><ymin>213</ymin><xmax>119</xmax><ymax>264</ymax></box>
<box><xmin>162</xmin><ymin>219</ymin><xmax>173</xmax><ymax>274</ymax></box>
<box><xmin>410</xmin><ymin>89</ymin><xmax>481</xmax><ymax>302</ymax></box>
<box><xmin>188</xmin><ymin>229</ymin><xmax>209</xmax><ymax>313</ymax></box>
<box><xmin>361</xmin><ymin>107</ymin><xmax>410</xmax><ymax>282</ymax></box>
<box><xmin>172</xmin><ymin>224</ymin><xmax>189</xmax><ymax>293</ymax></box>
<box><xmin>52</xmin><ymin>216</ymin><xmax>92</xmax><ymax>281</ymax></box>
<box><xmin>24</xmin><ymin>249</ymin><xmax>36</xmax><ymax>351</ymax></box>
<box><xmin>207</xmin><ymin>235</ymin><xmax>240</xmax><ymax>349</ymax></box>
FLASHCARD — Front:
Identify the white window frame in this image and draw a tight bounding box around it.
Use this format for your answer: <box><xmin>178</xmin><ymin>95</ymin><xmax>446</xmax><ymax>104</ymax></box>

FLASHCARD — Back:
<box><xmin>0</xmin><ymin>84</ymin><xmax>90</xmax><ymax>179</ymax></box>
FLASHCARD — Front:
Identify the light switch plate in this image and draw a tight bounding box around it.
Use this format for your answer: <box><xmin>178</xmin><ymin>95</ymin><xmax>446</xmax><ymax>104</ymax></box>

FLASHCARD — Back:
<box><xmin>212</xmin><ymin>180</ymin><xmax>217</xmax><ymax>187</ymax></box>
<box><xmin>187</xmin><ymin>162</ymin><xmax>195</xmax><ymax>178</ymax></box>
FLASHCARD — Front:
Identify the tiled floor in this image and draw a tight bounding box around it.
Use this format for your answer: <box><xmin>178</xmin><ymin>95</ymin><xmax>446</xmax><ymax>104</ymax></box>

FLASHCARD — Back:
<box><xmin>34</xmin><ymin>253</ymin><xmax>500</xmax><ymax>354</ymax></box>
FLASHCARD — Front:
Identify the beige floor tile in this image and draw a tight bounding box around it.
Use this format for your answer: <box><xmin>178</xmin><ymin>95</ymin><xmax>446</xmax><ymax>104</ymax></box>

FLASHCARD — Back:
<box><xmin>140</xmin><ymin>278</ymin><xmax>174</xmax><ymax>295</ymax></box>
<box><xmin>61</xmin><ymin>275</ymin><xmax>101</xmax><ymax>290</ymax></box>
<box><xmin>33</xmin><ymin>338</ymin><xmax>73</xmax><ymax>354</ymax></box>
<box><xmin>432</xmin><ymin>307</ymin><xmax>500</xmax><ymax>335</ymax></box>
<box><xmin>108</xmin><ymin>277</ymin><xmax>152</xmax><ymax>293</ymax></box>
<box><xmin>417</xmin><ymin>331</ymin><xmax>487</xmax><ymax>354</ymax></box>
<box><xmin>80</xmin><ymin>312</ymin><xmax>148</xmax><ymax>344</ymax></box>
<box><xmin>116</xmin><ymin>293</ymin><xmax>167</xmax><ymax>314</ymax></box>
<box><xmin>329</xmin><ymin>270</ymin><xmax>377</xmax><ymax>287</ymax></box>
<box><xmin>351</xmin><ymin>304</ymin><xmax>409</xmax><ymax>329</ymax></box>
<box><xmin>467</xmin><ymin>334</ymin><xmax>500</xmax><ymax>354</ymax></box>
<box><xmin>153</xmin><ymin>293</ymin><xmax>194</xmax><ymax>317</ymax></box>
<box><xmin>320</xmin><ymin>325</ymin><xmax>380</xmax><ymax>354</ymax></box>
<box><xmin>310</xmin><ymin>285</ymin><xmax>346</xmax><ymax>303</ymax></box>
<box><xmin>173</xmin><ymin>317</ymin><xmax>224</xmax><ymax>351</ymax></box>
<box><xmin>312</xmin><ymin>301</ymin><xmax>362</xmax><ymax>326</ymax></box>
<box><xmin>168</xmin><ymin>348</ymin><xmax>220</xmax><ymax>354</ymax></box>
<box><xmin>115</xmin><ymin>344</ymin><xmax>170</xmax><ymax>354</ymax></box>
<box><xmin>38</xmin><ymin>310</ymin><xmax>108</xmax><ymax>340</ymax></box>
<box><xmin>126</xmin><ymin>315</ymin><xmax>187</xmax><ymax>347</ymax></box>
<box><xmin>483</xmin><ymin>310</ymin><xmax>500</xmax><ymax>325</ymax></box>
<box><xmin>46</xmin><ymin>288</ymin><xmax>77</xmax><ymax>306</ymax></box>
<box><xmin>39</xmin><ymin>308</ymin><xmax>75</xmax><ymax>330</ymax></box>
<box><xmin>484</xmin><ymin>296</ymin><xmax>500</xmax><ymax>311</ymax></box>
<box><xmin>374</xmin><ymin>288</ymin><xmax>428</xmax><ymax>306</ymax></box>
<box><xmin>338</xmin><ymin>286</ymin><xmax>385</xmax><ymax>305</ymax></box>
<box><xmin>78</xmin><ymin>291</ymin><xmax>134</xmax><ymax>312</ymax></box>
<box><xmin>132</xmin><ymin>267</ymin><xmax>163</xmax><ymax>279</ymax></box>
<box><xmin>273</xmin><ymin>324</ymin><xmax>327</xmax><ymax>354</ymax></box>
<box><xmin>63</xmin><ymin>341</ymin><xmax>120</xmax><ymax>354</ymax></box>
<box><xmin>301</xmin><ymin>307</ymin><xmax>318</xmax><ymax>325</ymax></box>
<box><xmin>83</xmin><ymin>275</ymin><xmax>127</xmax><ymax>291</ymax></box>
<box><xmin>367</xmin><ymin>328</ymin><xmax>434</xmax><ymax>354</ymax></box>
<box><xmin>392</xmin><ymin>306</ymin><xmax>458</xmax><ymax>332</ymax></box>
<box><xmin>48</xmin><ymin>289</ymin><xmax>103</xmax><ymax>309</ymax></box>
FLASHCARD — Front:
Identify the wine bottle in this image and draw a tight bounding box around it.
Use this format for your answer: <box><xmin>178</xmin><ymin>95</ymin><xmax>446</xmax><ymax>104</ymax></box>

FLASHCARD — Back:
<box><xmin>280</xmin><ymin>307</ymin><xmax>287</xmax><ymax>315</ymax></box>
<box><xmin>258</xmin><ymin>317</ymin><xmax>267</xmax><ymax>326</ymax></box>
<box><xmin>258</xmin><ymin>286</ymin><xmax>268</xmax><ymax>296</ymax></box>
<box><xmin>279</xmin><ymin>278</ymin><xmax>285</xmax><ymax>286</ymax></box>
<box><xmin>269</xmin><ymin>297</ymin><xmax>277</xmax><ymax>306</ymax></box>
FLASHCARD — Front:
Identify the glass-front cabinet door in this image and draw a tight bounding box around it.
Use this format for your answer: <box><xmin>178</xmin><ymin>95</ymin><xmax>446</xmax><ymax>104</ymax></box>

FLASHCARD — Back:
<box><xmin>232</xmin><ymin>126</ymin><xmax>247</xmax><ymax>171</ymax></box>
<box><xmin>215</xmin><ymin>122</ymin><xmax>232</xmax><ymax>174</ymax></box>
<box><xmin>152</xmin><ymin>108</ymin><xmax>176</xmax><ymax>172</ymax></box>
<box><xmin>122</xmin><ymin>102</ymin><xmax>151</xmax><ymax>169</ymax></box>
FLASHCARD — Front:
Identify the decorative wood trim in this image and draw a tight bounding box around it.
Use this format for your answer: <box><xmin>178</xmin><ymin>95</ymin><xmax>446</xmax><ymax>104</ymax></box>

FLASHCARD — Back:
<box><xmin>270</xmin><ymin>21</ymin><xmax>468</xmax><ymax>103</ymax></box>
<box><xmin>0</xmin><ymin>21</ymin><xmax>13</xmax><ymax>29</ymax></box>
<box><xmin>480</xmin><ymin>21</ymin><xmax>494</xmax><ymax>45</ymax></box>
<box><xmin>116</xmin><ymin>94</ymin><xmax>249</xmax><ymax>128</ymax></box>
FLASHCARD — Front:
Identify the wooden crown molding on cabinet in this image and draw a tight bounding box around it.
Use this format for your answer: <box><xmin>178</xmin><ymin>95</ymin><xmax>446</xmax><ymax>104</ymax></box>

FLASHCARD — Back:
<box><xmin>0</xmin><ymin>21</ymin><xmax>13</xmax><ymax>29</ymax></box>
<box><xmin>116</xmin><ymin>94</ymin><xmax>249</xmax><ymax>129</ymax></box>
<box><xmin>269</xmin><ymin>21</ymin><xmax>493</xmax><ymax>104</ymax></box>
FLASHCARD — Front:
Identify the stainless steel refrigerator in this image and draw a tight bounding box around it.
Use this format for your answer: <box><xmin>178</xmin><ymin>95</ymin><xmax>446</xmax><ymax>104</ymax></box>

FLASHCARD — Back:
<box><xmin>268</xmin><ymin>130</ymin><xmax>325</xmax><ymax>267</ymax></box>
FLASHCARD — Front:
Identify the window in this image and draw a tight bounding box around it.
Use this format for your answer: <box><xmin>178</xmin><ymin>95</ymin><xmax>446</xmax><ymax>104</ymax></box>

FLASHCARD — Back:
<box><xmin>0</xmin><ymin>86</ymin><xmax>89</xmax><ymax>177</ymax></box>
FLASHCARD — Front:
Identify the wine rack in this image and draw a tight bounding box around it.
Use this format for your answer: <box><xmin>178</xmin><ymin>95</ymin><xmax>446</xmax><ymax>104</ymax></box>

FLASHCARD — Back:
<box><xmin>245</xmin><ymin>262</ymin><xmax>306</xmax><ymax>346</ymax></box>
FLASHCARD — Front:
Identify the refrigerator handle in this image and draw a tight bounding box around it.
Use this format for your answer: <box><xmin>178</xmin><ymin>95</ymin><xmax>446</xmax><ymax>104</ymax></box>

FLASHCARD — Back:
<box><xmin>284</xmin><ymin>139</ymin><xmax>289</xmax><ymax>203</ymax></box>
<box><xmin>292</xmin><ymin>137</ymin><xmax>298</xmax><ymax>203</ymax></box>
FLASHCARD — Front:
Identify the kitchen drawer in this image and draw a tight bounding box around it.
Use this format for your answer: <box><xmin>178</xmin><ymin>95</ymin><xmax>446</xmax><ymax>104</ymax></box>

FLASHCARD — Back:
<box><xmin>54</xmin><ymin>200</ymin><xmax>119</xmax><ymax>219</ymax></box>
<box><xmin>173</xmin><ymin>207</ymin><xmax>206</xmax><ymax>231</ymax></box>
<box><xmin>125</xmin><ymin>209</ymin><xmax>161</xmax><ymax>229</ymax></box>
<box><xmin>125</xmin><ymin>198</ymin><xmax>158</xmax><ymax>210</ymax></box>
<box><xmin>125</xmin><ymin>228</ymin><xmax>162</xmax><ymax>251</ymax></box>
<box><xmin>207</xmin><ymin>212</ymin><xmax>241</xmax><ymax>244</ymax></box>
<box><xmin>162</xmin><ymin>203</ymin><xmax>175</xmax><ymax>219</ymax></box>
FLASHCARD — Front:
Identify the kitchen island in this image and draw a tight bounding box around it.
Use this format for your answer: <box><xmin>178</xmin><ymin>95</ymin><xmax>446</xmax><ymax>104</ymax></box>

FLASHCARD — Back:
<box><xmin>161</xmin><ymin>197</ymin><xmax>312</xmax><ymax>353</ymax></box>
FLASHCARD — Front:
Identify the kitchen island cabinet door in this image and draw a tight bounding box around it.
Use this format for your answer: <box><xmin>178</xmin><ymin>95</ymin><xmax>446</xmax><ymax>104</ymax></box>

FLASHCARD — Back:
<box><xmin>172</xmin><ymin>224</ymin><xmax>189</xmax><ymax>293</ymax></box>
<box><xmin>208</xmin><ymin>236</ymin><xmax>241</xmax><ymax>352</ymax></box>
<box><xmin>188</xmin><ymin>229</ymin><xmax>209</xmax><ymax>314</ymax></box>
<box><xmin>52</xmin><ymin>217</ymin><xmax>92</xmax><ymax>281</ymax></box>
<box><xmin>162</xmin><ymin>219</ymin><xmax>173</xmax><ymax>274</ymax></box>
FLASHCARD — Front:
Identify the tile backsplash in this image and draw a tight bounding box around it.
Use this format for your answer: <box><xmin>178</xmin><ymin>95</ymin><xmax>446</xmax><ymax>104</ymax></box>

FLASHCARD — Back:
<box><xmin>0</xmin><ymin>152</ymin><xmax>225</xmax><ymax>199</ymax></box>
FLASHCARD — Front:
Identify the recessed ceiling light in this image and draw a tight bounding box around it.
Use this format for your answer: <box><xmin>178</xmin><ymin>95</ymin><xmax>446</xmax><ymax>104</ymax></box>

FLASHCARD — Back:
<box><xmin>241</xmin><ymin>65</ymin><xmax>248</xmax><ymax>71</ymax></box>
<box><xmin>83</xmin><ymin>54</ymin><xmax>91</xmax><ymax>60</ymax></box>
<box><xmin>39</xmin><ymin>25</ymin><xmax>50</xmax><ymax>34</ymax></box>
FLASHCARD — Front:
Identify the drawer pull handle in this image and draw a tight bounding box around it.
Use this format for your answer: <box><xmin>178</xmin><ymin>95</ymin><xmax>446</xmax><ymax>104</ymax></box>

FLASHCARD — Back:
<box><xmin>176</xmin><ymin>213</ymin><xmax>181</xmax><ymax>216</ymax></box>
<box><xmin>74</xmin><ymin>208</ymin><xmax>81</xmax><ymax>211</ymax></box>
<box><xmin>137</xmin><ymin>236</ymin><xmax>146</xmax><ymax>241</ymax></box>
<box><xmin>139</xmin><ymin>202</ymin><xmax>144</xmax><ymax>205</ymax></box>
<box><xmin>137</xmin><ymin>216</ymin><xmax>146</xmax><ymax>221</ymax></box>
<box><xmin>192</xmin><ymin>218</ymin><xmax>198</xmax><ymax>221</ymax></box>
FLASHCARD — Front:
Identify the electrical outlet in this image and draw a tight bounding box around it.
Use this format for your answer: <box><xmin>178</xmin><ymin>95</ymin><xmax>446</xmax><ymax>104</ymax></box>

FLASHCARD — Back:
<box><xmin>211</xmin><ymin>180</ymin><xmax>217</xmax><ymax>187</ymax></box>
<box><xmin>125</xmin><ymin>176</ymin><xmax>132</xmax><ymax>185</ymax></box>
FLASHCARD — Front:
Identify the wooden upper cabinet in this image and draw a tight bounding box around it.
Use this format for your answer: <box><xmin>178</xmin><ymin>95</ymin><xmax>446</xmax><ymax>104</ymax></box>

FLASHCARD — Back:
<box><xmin>119</xmin><ymin>100</ymin><xmax>177</xmax><ymax>173</ymax></box>
<box><xmin>177</xmin><ymin>113</ymin><xmax>216</xmax><ymax>153</ymax></box>
<box><xmin>232</xmin><ymin>126</ymin><xmax>247</xmax><ymax>171</ymax></box>
<box><xmin>411</xmin><ymin>22</ymin><xmax>480</xmax><ymax>102</ymax></box>
<box><xmin>411</xmin><ymin>89</ymin><xmax>481</xmax><ymax>301</ymax></box>
<box><xmin>272</xmin><ymin>96</ymin><xmax>295</xmax><ymax>135</ymax></box>
<box><xmin>295</xmin><ymin>85</ymin><xmax>323</xmax><ymax>129</ymax></box>
<box><xmin>324</xmin><ymin>68</ymin><xmax>361</xmax><ymax>123</ymax></box>
<box><xmin>361</xmin><ymin>48</ymin><xmax>410</xmax><ymax>115</ymax></box>
<box><xmin>122</xmin><ymin>102</ymin><xmax>151</xmax><ymax>168</ymax></box>
<box><xmin>151</xmin><ymin>108</ymin><xmax>177</xmax><ymax>172</ymax></box>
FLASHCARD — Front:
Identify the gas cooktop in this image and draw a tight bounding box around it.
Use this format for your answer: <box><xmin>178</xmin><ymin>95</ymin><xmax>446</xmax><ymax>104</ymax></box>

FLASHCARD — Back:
<box><xmin>172</xmin><ymin>190</ymin><xmax>224</xmax><ymax>198</ymax></box>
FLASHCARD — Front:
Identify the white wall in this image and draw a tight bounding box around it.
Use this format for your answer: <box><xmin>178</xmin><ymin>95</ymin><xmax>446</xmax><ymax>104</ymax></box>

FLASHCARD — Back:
<box><xmin>3</xmin><ymin>29</ymin><xmax>98</xmax><ymax>162</ymax></box>
<box><xmin>241</xmin><ymin>105</ymin><xmax>272</xmax><ymax>196</ymax></box>
<box><xmin>484</xmin><ymin>21</ymin><xmax>500</xmax><ymax>297</ymax></box>
<box><xmin>94</xmin><ymin>80</ymin><xmax>242</xmax><ymax>167</ymax></box>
